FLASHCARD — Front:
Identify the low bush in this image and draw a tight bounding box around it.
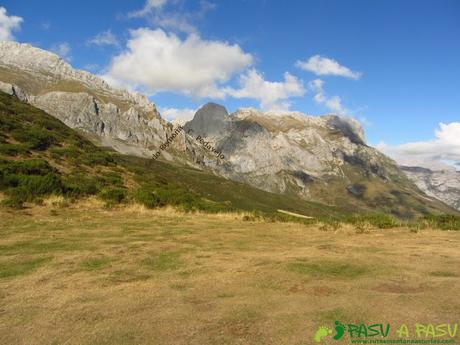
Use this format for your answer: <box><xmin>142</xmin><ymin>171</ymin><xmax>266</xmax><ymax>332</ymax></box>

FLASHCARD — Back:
<box><xmin>11</xmin><ymin>126</ymin><xmax>56</xmax><ymax>150</ymax></box>
<box><xmin>132</xmin><ymin>189</ymin><xmax>162</xmax><ymax>209</ymax></box>
<box><xmin>62</xmin><ymin>174</ymin><xmax>98</xmax><ymax>197</ymax></box>
<box><xmin>0</xmin><ymin>143</ymin><xmax>28</xmax><ymax>156</ymax></box>
<box><xmin>98</xmin><ymin>188</ymin><xmax>128</xmax><ymax>205</ymax></box>
<box><xmin>347</xmin><ymin>213</ymin><xmax>400</xmax><ymax>229</ymax></box>
<box><xmin>0</xmin><ymin>158</ymin><xmax>55</xmax><ymax>176</ymax></box>
<box><xmin>422</xmin><ymin>214</ymin><xmax>460</xmax><ymax>230</ymax></box>
<box><xmin>4</xmin><ymin>173</ymin><xmax>63</xmax><ymax>202</ymax></box>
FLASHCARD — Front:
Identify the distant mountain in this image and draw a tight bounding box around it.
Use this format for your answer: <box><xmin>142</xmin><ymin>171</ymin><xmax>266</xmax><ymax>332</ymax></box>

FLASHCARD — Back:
<box><xmin>185</xmin><ymin>104</ymin><xmax>455</xmax><ymax>217</ymax></box>
<box><xmin>401</xmin><ymin>166</ymin><xmax>460</xmax><ymax>211</ymax></box>
<box><xmin>0</xmin><ymin>41</ymin><xmax>456</xmax><ymax>217</ymax></box>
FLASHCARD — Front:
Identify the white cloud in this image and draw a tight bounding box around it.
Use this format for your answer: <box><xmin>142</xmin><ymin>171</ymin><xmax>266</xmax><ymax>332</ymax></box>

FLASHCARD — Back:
<box><xmin>103</xmin><ymin>28</ymin><xmax>253</xmax><ymax>98</ymax></box>
<box><xmin>50</xmin><ymin>42</ymin><xmax>71</xmax><ymax>61</ymax></box>
<box><xmin>128</xmin><ymin>0</ymin><xmax>214</xmax><ymax>34</ymax></box>
<box><xmin>377</xmin><ymin>122</ymin><xmax>460</xmax><ymax>170</ymax></box>
<box><xmin>0</xmin><ymin>6</ymin><xmax>23</xmax><ymax>41</ymax></box>
<box><xmin>159</xmin><ymin>107</ymin><xmax>196</xmax><ymax>124</ymax></box>
<box><xmin>88</xmin><ymin>30</ymin><xmax>119</xmax><ymax>47</ymax></box>
<box><xmin>308</xmin><ymin>79</ymin><xmax>348</xmax><ymax>115</ymax></box>
<box><xmin>128</xmin><ymin>0</ymin><xmax>168</xmax><ymax>18</ymax></box>
<box><xmin>296</xmin><ymin>55</ymin><xmax>361</xmax><ymax>79</ymax></box>
<box><xmin>224</xmin><ymin>69</ymin><xmax>306</xmax><ymax>112</ymax></box>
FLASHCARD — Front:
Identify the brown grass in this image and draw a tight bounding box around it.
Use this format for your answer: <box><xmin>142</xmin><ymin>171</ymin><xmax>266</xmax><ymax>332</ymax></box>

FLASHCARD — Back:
<box><xmin>0</xmin><ymin>203</ymin><xmax>459</xmax><ymax>345</ymax></box>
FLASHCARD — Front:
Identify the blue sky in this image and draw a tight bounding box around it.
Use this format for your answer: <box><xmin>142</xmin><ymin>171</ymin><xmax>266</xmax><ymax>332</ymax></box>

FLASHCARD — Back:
<box><xmin>1</xmin><ymin>0</ymin><xmax>460</xmax><ymax>168</ymax></box>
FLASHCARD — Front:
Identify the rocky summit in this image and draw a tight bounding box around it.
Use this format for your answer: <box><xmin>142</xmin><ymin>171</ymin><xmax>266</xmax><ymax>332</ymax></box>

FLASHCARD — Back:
<box><xmin>0</xmin><ymin>41</ymin><xmax>455</xmax><ymax>216</ymax></box>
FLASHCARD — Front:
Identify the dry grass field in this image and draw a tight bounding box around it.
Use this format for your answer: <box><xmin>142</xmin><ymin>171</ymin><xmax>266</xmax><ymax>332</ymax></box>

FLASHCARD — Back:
<box><xmin>0</xmin><ymin>200</ymin><xmax>459</xmax><ymax>345</ymax></box>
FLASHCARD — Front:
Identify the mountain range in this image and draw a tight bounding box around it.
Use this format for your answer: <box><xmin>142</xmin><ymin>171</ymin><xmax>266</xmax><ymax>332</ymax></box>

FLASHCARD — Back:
<box><xmin>0</xmin><ymin>40</ymin><xmax>457</xmax><ymax>216</ymax></box>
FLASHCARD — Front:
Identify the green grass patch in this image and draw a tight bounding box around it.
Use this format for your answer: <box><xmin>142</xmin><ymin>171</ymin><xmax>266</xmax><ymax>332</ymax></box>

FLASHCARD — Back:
<box><xmin>80</xmin><ymin>257</ymin><xmax>113</xmax><ymax>271</ymax></box>
<box><xmin>0</xmin><ymin>257</ymin><xmax>52</xmax><ymax>279</ymax></box>
<box><xmin>142</xmin><ymin>252</ymin><xmax>184</xmax><ymax>271</ymax></box>
<box><xmin>287</xmin><ymin>260</ymin><xmax>369</xmax><ymax>279</ymax></box>
<box><xmin>430</xmin><ymin>271</ymin><xmax>458</xmax><ymax>277</ymax></box>
<box><xmin>315</xmin><ymin>307</ymin><xmax>350</xmax><ymax>323</ymax></box>
<box><xmin>0</xmin><ymin>239</ymin><xmax>90</xmax><ymax>255</ymax></box>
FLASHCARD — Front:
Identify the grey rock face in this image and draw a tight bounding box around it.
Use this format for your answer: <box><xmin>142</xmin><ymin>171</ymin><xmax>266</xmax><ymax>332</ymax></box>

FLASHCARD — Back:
<box><xmin>184</xmin><ymin>102</ymin><xmax>230</xmax><ymax>137</ymax></box>
<box><xmin>184</xmin><ymin>106</ymin><xmax>403</xmax><ymax>201</ymax></box>
<box><xmin>401</xmin><ymin>166</ymin><xmax>460</xmax><ymax>210</ymax></box>
<box><xmin>0</xmin><ymin>80</ymin><xmax>28</xmax><ymax>101</ymax></box>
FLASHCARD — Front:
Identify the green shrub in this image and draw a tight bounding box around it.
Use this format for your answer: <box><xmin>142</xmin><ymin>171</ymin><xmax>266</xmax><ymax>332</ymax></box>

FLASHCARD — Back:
<box><xmin>0</xmin><ymin>116</ymin><xmax>17</xmax><ymax>131</ymax></box>
<box><xmin>11</xmin><ymin>127</ymin><xmax>56</xmax><ymax>150</ymax></box>
<box><xmin>5</xmin><ymin>173</ymin><xmax>63</xmax><ymax>202</ymax></box>
<box><xmin>62</xmin><ymin>174</ymin><xmax>98</xmax><ymax>197</ymax></box>
<box><xmin>82</xmin><ymin>151</ymin><xmax>115</xmax><ymax>166</ymax></box>
<box><xmin>95</xmin><ymin>172</ymin><xmax>124</xmax><ymax>189</ymax></box>
<box><xmin>98</xmin><ymin>188</ymin><xmax>127</xmax><ymax>205</ymax></box>
<box><xmin>155</xmin><ymin>187</ymin><xmax>198</xmax><ymax>208</ymax></box>
<box><xmin>50</xmin><ymin>146</ymin><xmax>81</xmax><ymax>160</ymax></box>
<box><xmin>132</xmin><ymin>189</ymin><xmax>162</xmax><ymax>208</ymax></box>
<box><xmin>422</xmin><ymin>214</ymin><xmax>460</xmax><ymax>230</ymax></box>
<box><xmin>348</xmin><ymin>213</ymin><xmax>400</xmax><ymax>229</ymax></box>
<box><xmin>1</xmin><ymin>197</ymin><xmax>24</xmax><ymax>209</ymax></box>
<box><xmin>0</xmin><ymin>143</ymin><xmax>27</xmax><ymax>156</ymax></box>
<box><xmin>0</xmin><ymin>158</ymin><xmax>55</xmax><ymax>176</ymax></box>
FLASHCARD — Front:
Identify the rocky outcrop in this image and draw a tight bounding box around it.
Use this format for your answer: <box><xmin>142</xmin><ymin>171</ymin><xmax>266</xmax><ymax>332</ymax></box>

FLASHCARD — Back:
<box><xmin>401</xmin><ymin>166</ymin><xmax>460</xmax><ymax>210</ymax></box>
<box><xmin>186</xmin><ymin>106</ymin><xmax>397</xmax><ymax>196</ymax></box>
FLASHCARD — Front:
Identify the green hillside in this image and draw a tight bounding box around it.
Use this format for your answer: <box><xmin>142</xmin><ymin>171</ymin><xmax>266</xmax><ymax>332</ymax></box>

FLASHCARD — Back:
<box><xmin>0</xmin><ymin>91</ymin><xmax>458</xmax><ymax>228</ymax></box>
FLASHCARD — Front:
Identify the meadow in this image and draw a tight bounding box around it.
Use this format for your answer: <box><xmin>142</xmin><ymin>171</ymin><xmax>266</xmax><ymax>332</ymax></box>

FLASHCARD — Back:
<box><xmin>0</xmin><ymin>199</ymin><xmax>459</xmax><ymax>345</ymax></box>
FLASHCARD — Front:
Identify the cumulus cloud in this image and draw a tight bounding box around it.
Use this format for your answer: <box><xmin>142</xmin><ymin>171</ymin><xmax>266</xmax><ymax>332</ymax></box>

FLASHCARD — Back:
<box><xmin>103</xmin><ymin>28</ymin><xmax>253</xmax><ymax>98</ymax></box>
<box><xmin>88</xmin><ymin>30</ymin><xmax>119</xmax><ymax>47</ymax></box>
<box><xmin>159</xmin><ymin>107</ymin><xmax>196</xmax><ymax>124</ymax></box>
<box><xmin>377</xmin><ymin>122</ymin><xmax>460</xmax><ymax>170</ymax></box>
<box><xmin>0</xmin><ymin>6</ymin><xmax>23</xmax><ymax>41</ymax></box>
<box><xmin>296</xmin><ymin>55</ymin><xmax>361</xmax><ymax>79</ymax></box>
<box><xmin>50</xmin><ymin>42</ymin><xmax>71</xmax><ymax>61</ymax></box>
<box><xmin>224</xmin><ymin>69</ymin><xmax>306</xmax><ymax>112</ymax></box>
<box><xmin>308</xmin><ymin>79</ymin><xmax>348</xmax><ymax>115</ymax></box>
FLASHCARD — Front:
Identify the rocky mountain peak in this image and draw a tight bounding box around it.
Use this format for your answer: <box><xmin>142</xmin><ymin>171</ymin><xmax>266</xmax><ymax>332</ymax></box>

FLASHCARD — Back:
<box><xmin>184</xmin><ymin>102</ymin><xmax>230</xmax><ymax>137</ymax></box>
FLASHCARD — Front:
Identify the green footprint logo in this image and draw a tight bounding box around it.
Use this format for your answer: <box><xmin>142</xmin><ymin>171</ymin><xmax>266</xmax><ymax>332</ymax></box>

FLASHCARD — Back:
<box><xmin>314</xmin><ymin>325</ymin><xmax>332</xmax><ymax>343</ymax></box>
<box><xmin>333</xmin><ymin>321</ymin><xmax>345</xmax><ymax>341</ymax></box>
